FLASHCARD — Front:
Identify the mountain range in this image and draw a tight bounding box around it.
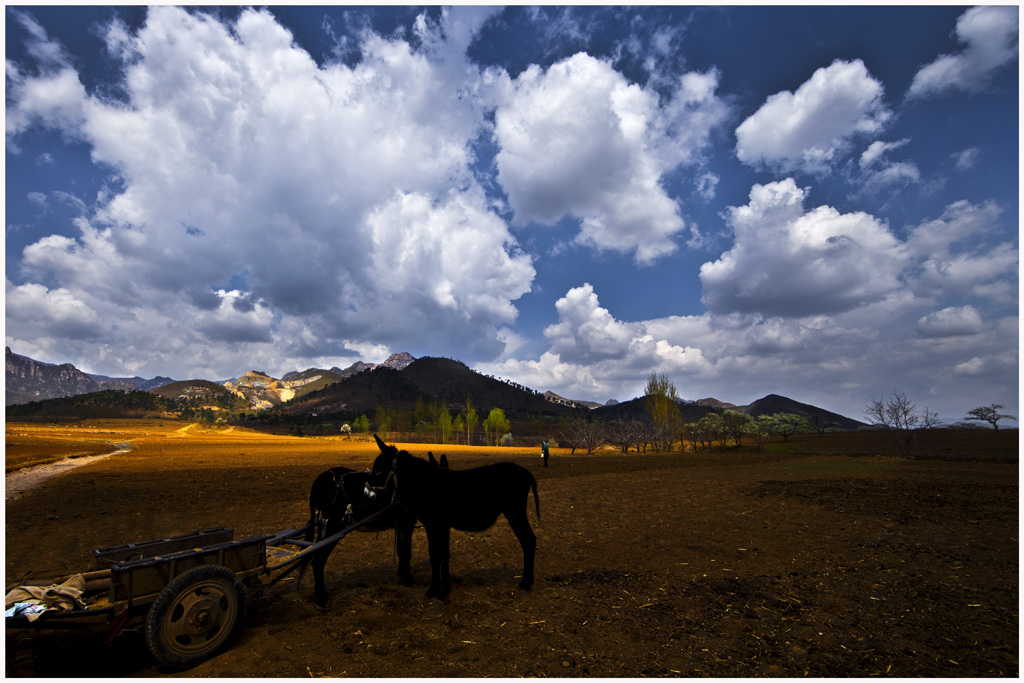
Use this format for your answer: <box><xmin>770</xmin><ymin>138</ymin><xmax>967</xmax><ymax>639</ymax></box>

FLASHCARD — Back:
<box><xmin>6</xmin><ymin>347</ymin><xmax>175</xmax><ymax>405</ymax></box>
<box><xmin>4</xmin><ymin>347</ymin><xmax>865</xmax><ymax>428</ymax></box>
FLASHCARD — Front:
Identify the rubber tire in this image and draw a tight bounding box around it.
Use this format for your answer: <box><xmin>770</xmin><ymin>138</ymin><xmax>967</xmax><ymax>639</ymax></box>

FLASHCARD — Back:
<box><xmin>145</xmin><ymin>565</ymin><xmax>246</xmax><ymax>669</ymax></box>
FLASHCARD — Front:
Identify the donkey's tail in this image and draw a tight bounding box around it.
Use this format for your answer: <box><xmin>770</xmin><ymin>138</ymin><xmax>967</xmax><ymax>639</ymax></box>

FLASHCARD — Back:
<box><xmin>306</xmin><ymin>481</ymin><xmax>325</xmax><ymax>542</ymax></box>
<box><xmin>305</xmin><ymin>503</ymin><xmax>321</xmax><ymax>542</ymax></box>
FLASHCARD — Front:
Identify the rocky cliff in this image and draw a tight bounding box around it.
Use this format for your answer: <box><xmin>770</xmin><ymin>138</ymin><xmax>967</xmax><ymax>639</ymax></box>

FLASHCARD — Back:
<box><xmin>6</xmin><ymin>347</ymin><xmax>104</xmax><ymax>405</ymax></box>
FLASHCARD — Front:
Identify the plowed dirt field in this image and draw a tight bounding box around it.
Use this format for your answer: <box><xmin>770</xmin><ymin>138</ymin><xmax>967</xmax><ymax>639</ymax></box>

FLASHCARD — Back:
<box><xmin>4</xmin><ymin>421</ymin><xmax>1018</xmax><ymax>677</ymax></box>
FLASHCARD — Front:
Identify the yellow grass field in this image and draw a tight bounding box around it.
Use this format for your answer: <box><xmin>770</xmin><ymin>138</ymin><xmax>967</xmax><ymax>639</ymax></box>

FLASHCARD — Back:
<box><xmin>5</xmin><ymin>420</ymin><xmax>554</xmax><ymax>473</ymax></box>
<box><xmin>5</xmin><ymin>424</ymin><xmax>128</xmax><ymax>472</ymax></box>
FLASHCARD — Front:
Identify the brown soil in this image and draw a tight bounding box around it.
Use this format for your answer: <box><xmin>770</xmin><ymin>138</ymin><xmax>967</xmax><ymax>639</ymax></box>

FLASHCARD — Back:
<box><xmin>4</xmin><ymin>422</ymin><xmax>1018</xmax><ymax>677</ymax></box>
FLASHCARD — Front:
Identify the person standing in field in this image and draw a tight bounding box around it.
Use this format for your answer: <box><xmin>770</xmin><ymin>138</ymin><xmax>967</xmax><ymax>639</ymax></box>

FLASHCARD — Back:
<box><xmin>541</xmin><ymin>440</ymin><xmax>549</xmax><ymax>467</ymax></box>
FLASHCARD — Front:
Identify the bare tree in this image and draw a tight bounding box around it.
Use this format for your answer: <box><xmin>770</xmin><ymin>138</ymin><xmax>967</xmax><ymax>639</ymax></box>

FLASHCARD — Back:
<box><xmin>559</xmin><ymin>417</ymin><xmax>586</xmax><ymax>454</ymax></box>
<box><xmin>632</xmin><ymin>419</ymin><xmax>655</xmax><ymax>453</ymax></box>
<box><xmin>579</xmin><ymin>420</ymin><xmax>606</xmax><ymax>454</ymax></box>
<box><xmin>808</xmin><ymin>410</ymin><xmax>837</xmax><ymax>437</ymax></box>
<box><xmin>864</xmin><ymin>390</ymin><xmax>940</xmax><ymax>458</ymax></box>
<box><xmin>608</xmin><ymin>417</ymin><xmax>646</xmax><ymax>454</ymax></box>
<box><xmin>964</xmin><ymin>404</ymin><xmax>1016</xmax><ymax>432</ymax></box>
<box><xmin>559</xmin><ymin>417</ymin><xmax>606</xmax><ymax>455</ymax></box>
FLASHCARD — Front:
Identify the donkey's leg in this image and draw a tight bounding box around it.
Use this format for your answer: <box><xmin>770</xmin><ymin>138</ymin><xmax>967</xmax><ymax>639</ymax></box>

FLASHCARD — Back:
<box><xmin>304</xmin><ymin>509</ymin><xmax>318</xmax><ymax>542</ymax></box>
<box><xmin>395</xmin><ymin>514</ymin><xmax>416</xmax><ymax>587</ymax></box>
<box><xmin>311</xmin><ymin>519</ymin><xmax>342</xmax><ymax>606</ymax></box>
<box><xmin>506</xmin><ymin>507</ymin><xmax>537</xmax><ymax>591</ymax></box>
<box><xmin>425</xmin><ymin>525</ymin><xmax>451</xmax><ymax>599</ymax></box>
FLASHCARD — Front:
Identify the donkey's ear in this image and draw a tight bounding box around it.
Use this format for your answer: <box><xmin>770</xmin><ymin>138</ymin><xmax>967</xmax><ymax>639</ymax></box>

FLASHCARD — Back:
<box><xmin>440</xmin><ymin>454</ymin><xmax>449</xmax><ymax>469</ymax></box>
<box><xmin>428</xmin><ymin>452</ymin><xmax>439</xmax><ymax>467</ymax></box>
<box><xmin>374</xmin><ymin>434</ymin><xmax>397</xmax><ymax>455</ymax></box>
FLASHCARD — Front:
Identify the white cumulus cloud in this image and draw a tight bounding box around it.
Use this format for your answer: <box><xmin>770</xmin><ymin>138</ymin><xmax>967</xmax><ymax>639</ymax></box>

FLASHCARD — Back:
<box><xmin>6</xmin><ymin>280</ymin><xmax>104</xmax><ymax>340</ymax></box>
<box><xmin>735</xmin><ymin>59</ymin><xmax>891</xmax><ymax>174</ymax></box>
<box><xmin>906</xmin><ymin>200</ymin><xmax>1018</xmax><ymax>304</ymax></box>
<box><xmin>494</xmin><ymin>52</ymin><xmax>729</xmax><ymax>263</ymax></box>
<box><xmin>482</xmin><ymin>283</ymin><xmax>711</xmax><ymax>400</ymax></box>
<box><xmin>699</xmin><ymin>179</ymin><xmax>904</xmax><ymax>316</ymax></box>
<box><xmin>363</xmin><ymin>189</ymin><xmax>535</xmax><ymax>356</ymax></box>
<box><xmin>908</xmin><ymin>6</ymin><xmax>1019</xmax><ymax>99</ymax></box>
<box><xmin>916</xmin><ymin>305</ymin><xmax>985</xmax><ymax>338</ymax></box>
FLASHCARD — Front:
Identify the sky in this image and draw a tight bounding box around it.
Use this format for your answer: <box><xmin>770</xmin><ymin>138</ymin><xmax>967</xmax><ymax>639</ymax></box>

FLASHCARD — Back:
<box><xmin>5</xmin><ymin>4</ymin><xmax>1019</xmax><ymax>423</ymax></box>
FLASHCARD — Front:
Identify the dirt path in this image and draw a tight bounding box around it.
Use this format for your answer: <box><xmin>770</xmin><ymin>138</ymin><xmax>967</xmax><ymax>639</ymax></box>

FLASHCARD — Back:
<box><xmin>5</xmin><ymin>443</ymin><xmax>133</xmax><ymax>501</ymax></box>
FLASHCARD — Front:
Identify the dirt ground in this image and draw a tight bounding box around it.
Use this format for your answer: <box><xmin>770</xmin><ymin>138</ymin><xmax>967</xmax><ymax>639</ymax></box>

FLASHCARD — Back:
<box><xmin>4</xmin><ymin>422</ymin><xmax>1018</xmax><ymax>677</ymax></box>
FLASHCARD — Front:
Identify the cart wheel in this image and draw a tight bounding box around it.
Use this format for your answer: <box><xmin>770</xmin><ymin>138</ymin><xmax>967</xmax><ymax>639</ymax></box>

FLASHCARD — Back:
<box><xmin>145</xmin><ymin>565</ymin><xmax>246</xmax><ymax>669</ymax></box>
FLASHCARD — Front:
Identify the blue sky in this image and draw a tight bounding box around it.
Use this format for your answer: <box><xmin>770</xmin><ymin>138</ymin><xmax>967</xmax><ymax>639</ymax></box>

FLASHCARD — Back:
<box><xmin>5</xmin><ymin>4</ymin><xmax>1019</xmax><ymax>422</ymax></box>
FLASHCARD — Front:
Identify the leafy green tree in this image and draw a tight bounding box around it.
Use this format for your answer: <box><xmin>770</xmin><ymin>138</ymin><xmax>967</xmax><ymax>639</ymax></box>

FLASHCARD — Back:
<box><xmin>392</xmin><ymin>408</ymin><xmax>412</xmax><ymax>435</ymax></box>
<box><xmin>682</xmin><ymin>421</ymin><xmax>702</xmax><ymax>452</ymax></box>
<box><xmin>463</xmin><ymin>397</ymin><xmax>478</xmax><ymax>445</ymax></box>
<box><xmin>438</xmin><ymin>405</ymin><xmax>453</xmax><ymax>444</ymax></box>
<box><xmin>375</xmin><ymin>403</ymin><xmax>393</xmax><ymax>437</ymax></box>
<box><xmin>743</xmin><ymin>417</ymin><xmax>769</xmax><ymax>451</ymax></box>
<box><xmin>644</xmin><ymin>372</ymin><xmax>681</xmax><ymax>451</ymax></box>
<box><xmin>452</xmin><ymin>414</ymin><xmax>465</xmax><ymax>444</ymax></box>
<box><xmin>695</xmin><ymin>413</ymin><xmax>724</xmax><ymax>451</ymax></box>
<box><xmin>414</xmin><ymin>397</ymin><xmax>429</xmax><ymax>433</ymax></box>
<box><xmin>482</xmin><ymin>407</ymin><xmax>510</xmax><ymax>447</ymax></box>
<box><xmin>758</xmin><ymin>413</ymin><xmax>810</xmax><ymax>442</ymax></box>
<box><xmin>965</xmin><ymin>404</ymin><xmax>1016</xmax><ymax>431</ymax></box>
<box><xmin>352</xmin><ymin>414</ymin><xmax>370</xmax><ymax>433</ymax></box>
<box><xmin>720</xmin><ymin>410</ymin><xmax>754</xmax><ymax>448</ymax></box>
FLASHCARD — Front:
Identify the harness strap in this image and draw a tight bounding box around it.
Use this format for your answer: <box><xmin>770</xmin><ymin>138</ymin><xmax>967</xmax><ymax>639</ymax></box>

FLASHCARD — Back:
<box><xmin>329</xmin><ymin>471</ymin><xmax>345</xmax><ymax>507</ymax></box>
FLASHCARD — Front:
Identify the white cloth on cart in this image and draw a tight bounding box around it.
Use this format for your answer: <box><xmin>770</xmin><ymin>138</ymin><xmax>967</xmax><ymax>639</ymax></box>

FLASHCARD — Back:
<box><xmin>4</xmin><ymin>574</ymin><xmax>87</xmax><ymax>621</ymax></box>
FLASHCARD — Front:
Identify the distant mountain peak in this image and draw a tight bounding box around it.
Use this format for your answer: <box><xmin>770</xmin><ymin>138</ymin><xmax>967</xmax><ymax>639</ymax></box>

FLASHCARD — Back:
<box><xmin>229</xmin><ymin>371</ymin><xmax>276</xmax><ymax>388</ymax></box>
<box><xmin>543</xmin><ymin>391</ymin><xmax>603</xmax><ymax>410</ymax></box>
<box><xmin>381</xmin><ymin>352</ymin><xmax>416</xmax><ymax>371</ymax></box>
<box><xmin>696</xmin><ymin>397</ymin><xmax>738</xmax><ymax>410</ymax></box>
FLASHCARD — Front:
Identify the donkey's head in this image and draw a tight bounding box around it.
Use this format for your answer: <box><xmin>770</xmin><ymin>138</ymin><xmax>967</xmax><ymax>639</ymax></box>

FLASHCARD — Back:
<box><xmin>372</xmin><ymin>434</ymin><xmax>398</xmax><ymax>472</ymax></box>
<box><xmin>366</xmin><ymin>434</ymin><xmax>400</xmax><ymax>499</ymax></box>
<box><xmin>367</xmin><ymin>435</ymin><xmax>441</xmax><ymax>500</ymax></box>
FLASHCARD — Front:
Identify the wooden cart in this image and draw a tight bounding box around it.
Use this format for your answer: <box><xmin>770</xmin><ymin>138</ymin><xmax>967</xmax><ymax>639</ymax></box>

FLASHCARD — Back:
<box><xmin>5</xmin><ymin>503</ymin><xmax>397</xmax><ymax>669</ymax></box>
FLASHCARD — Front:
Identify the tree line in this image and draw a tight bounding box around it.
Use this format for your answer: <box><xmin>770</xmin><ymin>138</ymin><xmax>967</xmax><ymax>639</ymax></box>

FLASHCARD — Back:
<box><xmin>553</xmin><ymin>377</ymin><xmax>1017</xmax><ymax>458</ymax></box>
<box><xmin>555</xmin><ymin>407</ymin><xmax>816</xmax><ymax>455</ymax></box>
<box><xmin>340</xmin><ymin>397</ymin><xmax>514</xmax><ymax>447</ymax></box>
